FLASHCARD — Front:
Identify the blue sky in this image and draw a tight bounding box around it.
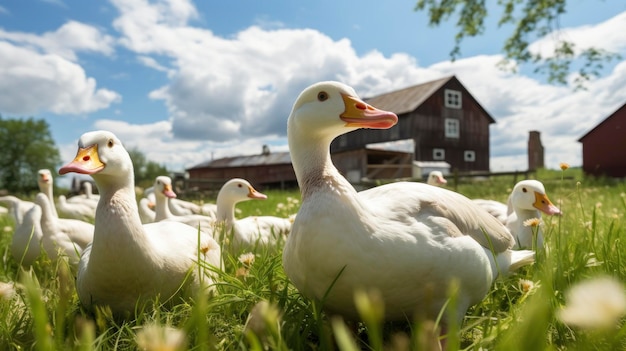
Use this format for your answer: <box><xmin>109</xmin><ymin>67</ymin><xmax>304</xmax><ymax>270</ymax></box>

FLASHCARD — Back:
<box><xmin>1</xmin><ymin>0</ymin><xmax>626</xmax><ymax>187</ymax></box>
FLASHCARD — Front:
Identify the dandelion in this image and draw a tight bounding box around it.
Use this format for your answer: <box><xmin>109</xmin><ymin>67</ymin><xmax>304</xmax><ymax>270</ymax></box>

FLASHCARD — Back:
<box><xmin>557</xmin><ymin>276</ymin><xmax>626</xmax><ymax>329</ymax></box>
<box><xmin>523</xmin><ymin>218</ymin><xmax>542</xmax><ymax>227</ymax></box>
<box><xmin>559</xmin><ymin>162</ymin><xmax>570</xmax><ymax>170</ymax></box>
<box><xmin>135</xmin><ymin>324</ymin><xmax>187</xmax><ymax>351</ymax></box>
<box><xmin>238</xmin><ymin>252</ymin><xmax>256</xmax><ymax>267</ymax></box>
<box><xmin>518</xmin><ymin>279</ymin><xmax>535</xmax><ymax>294</ymax></box>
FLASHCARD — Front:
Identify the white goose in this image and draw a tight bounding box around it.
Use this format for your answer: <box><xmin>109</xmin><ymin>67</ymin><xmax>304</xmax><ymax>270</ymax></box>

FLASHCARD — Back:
<box><xmin>35</xmin><ymin>193</ymin><xmax>85</xmax><ymax>266</ymax></box>
<box><xmin>152</xmin><ymin>176</ymin><xmax>217</xmax><ymax>230</ymax></box>
<box><xmin>57</xmin><ymin>195</ymin><xmax>96</xmax><ymax>222</ymax></box>
<box><xmin>282</xmin><ymin>82</ymin><xmax>535</xmax><ymax>341</ymax></box>
<box><xmin>58</xmin><ymin>130</ymin><xmax>222</xmax><ymax>317</ymax></box>
<box><xmin>0</xmin><ymin>195</ymin><xmax>34</xmax><ymax>227</ymax></box>
<box><xmin>37</xmin><ymin>169</ymin><xmax>59</xmax><ymax>218</ymax></box>
<box><xmin>144</xmin><ymin>186</ymin><xmax>215</xmax><ymax>217</ymax></box>
<box><xmin>215</xmin><ymin>178</ymin><xmax>292</xmax><ymax>253</ymax></box>
<box><xmin>138</xmin><ymin>197</ymin><xmax>156</xmax><ymax>224</ymax></box>
<box><xmin>426</xmin><ymin>171</ymin><xmax>448</xmax><ymax>186</ymax></box>
<box><xmin>472</xmin><ymin>198</ymin><xmax>511</xmax><ymax>225</ymax></box>
<box><xmin>10</xmin><ymin>200</ymin><xmax>42</xmax><ymax>266</ymax></box>
<box><xmin>506</xmin><ymin>180</ymin><xmax>561</xmax><ymax>249</ymax></box>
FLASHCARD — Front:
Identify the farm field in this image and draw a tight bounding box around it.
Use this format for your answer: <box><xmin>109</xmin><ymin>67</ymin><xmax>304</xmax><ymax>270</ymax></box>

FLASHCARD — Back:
<box><xmin>1</xmin><ymin>168</ymin><xmax>626</xmax><ymax>350</ymax></box>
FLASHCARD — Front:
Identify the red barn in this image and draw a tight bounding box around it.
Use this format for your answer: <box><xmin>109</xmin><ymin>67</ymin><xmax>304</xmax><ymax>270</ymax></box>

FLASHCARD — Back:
<box><xmin>578</xmin><ymin>102</ymin><xmax>626</xmax><ymax>177</ymax></box>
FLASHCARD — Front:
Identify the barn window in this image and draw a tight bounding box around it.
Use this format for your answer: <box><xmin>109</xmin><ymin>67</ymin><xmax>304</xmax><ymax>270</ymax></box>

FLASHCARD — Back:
<box><xmin>464</xmin><ymin>150</ymin><xmax>476</xmax><ymax>162</ymax></box>
<box><xmin>433</xmin><ymin>148</ymin><xmax>445</xmax><ymax>160</ymax></box>
<box><xmin>444</xmin><ymin>89</ymin><xmax>462</xmax><ymax>109</ymax></box>
<box><xmin>445</xmin><ymin>118</ymin><xmax>460</xmax><ymax>138</ymax></box>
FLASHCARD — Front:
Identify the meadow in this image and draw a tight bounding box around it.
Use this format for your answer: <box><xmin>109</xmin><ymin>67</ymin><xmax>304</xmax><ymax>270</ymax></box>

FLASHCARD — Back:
<box><xmin>1</xmin><ymin>167</ymin><xmax>626</xmax><ymax>350</ymax></box>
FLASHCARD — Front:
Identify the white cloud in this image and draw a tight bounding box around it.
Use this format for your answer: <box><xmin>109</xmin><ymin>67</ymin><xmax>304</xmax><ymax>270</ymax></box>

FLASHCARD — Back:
<box><xmin>0</xmin><ymin>20</ymin><xmax>115</xmax><ymax>61</ymax></box>
<box><xmin>529</xmin><ymin>12</ymin><xmax>626</xmax><ymax>58</ymax></box>
<box><xmin>0</xmin><ymin>41</ymin><xmax>121</xmax><ymax>115</ymax></box>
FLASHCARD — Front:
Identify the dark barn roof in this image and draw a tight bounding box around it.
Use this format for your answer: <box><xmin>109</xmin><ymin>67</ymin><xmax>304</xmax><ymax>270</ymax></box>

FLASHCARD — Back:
<box><xmin>364</xmin><ymin>75</ymin><xmax>496</xmax><ymax>124</ymax></box>
<box><xmin>187</xmin><ymin>151</ymin><xmax>291</xmax><ymax>170</ymax></box>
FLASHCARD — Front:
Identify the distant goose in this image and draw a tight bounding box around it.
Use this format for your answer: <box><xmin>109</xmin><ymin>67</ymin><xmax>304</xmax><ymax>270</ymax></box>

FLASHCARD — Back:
<box><xmin>59</xmin><ymin>130</ymin><xmax>222</xmax><ymax>317</ymax></box>
<box><xmin>215</xmin><ymin>178</ymin><xmax>292</xmax><ymax>253</ymax></box>
<box><xmin>282</xmin><ymin>81</ymin><xmax>534</xmax><ymax>346</ymax></box>
<box><xmin>426</xmin><ymin>171</ymin><xmax>448</xmax><ymax>186</ymax></box>
<box><xmin>57</xmin><ymin>195</ymin><xmax>96</xmax><ymax>222</ymax></box>
<box><xmin>152</xmin><ymin>176</ymin><xmax>217</xmax><ymax>231</ymax></box>
<box><xmin>505</xmin><ymin>180</ymin><xmax>561</xmax><ymax>249</ymax></box>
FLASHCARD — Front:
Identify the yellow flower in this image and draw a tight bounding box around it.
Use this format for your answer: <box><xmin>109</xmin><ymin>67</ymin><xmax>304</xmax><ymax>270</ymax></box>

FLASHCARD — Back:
<box><xmin>557</xmin><ymin>276</ymin><xmax>626</xmax><ymax>329</ymax></box>
<box><xmin>238</xmin><ymin>252</ymin><xmax>256</xmax><ymax>267</ymax></box>
<box><xmin>559</xmin><ymin>162</ymin><xmax>570</xmax><ymax>170</ymax></box>
<box><xmin>523</xmin><ymin>218</ymin><xmax>542</xmax><ymax>227</ymax></box>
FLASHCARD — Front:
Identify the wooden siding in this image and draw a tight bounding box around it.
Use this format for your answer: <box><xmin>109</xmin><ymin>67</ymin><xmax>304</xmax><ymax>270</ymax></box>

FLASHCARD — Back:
<box><xmin>187</xmin><ymin>164</ymin><xmax>296</xmax><ymax>191</ymax></box>
<box><xmin>578</xmin><ymin>102</ymin><xmax>626</xmax><ymax>177</ymax></box>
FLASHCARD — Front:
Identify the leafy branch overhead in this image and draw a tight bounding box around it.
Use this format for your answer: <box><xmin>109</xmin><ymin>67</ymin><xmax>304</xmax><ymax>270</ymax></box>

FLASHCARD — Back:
<box><xmin>414</xmin><ymin>0</ymin><xmax>621</xmax><ymax>89</ymax></box>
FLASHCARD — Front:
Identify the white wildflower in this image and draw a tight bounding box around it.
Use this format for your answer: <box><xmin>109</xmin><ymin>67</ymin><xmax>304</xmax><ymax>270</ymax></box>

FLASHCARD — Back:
<box><xmin>558</xmin><ymin>276</ymin><xmax>626</xmax><ymax>329</ymax></box>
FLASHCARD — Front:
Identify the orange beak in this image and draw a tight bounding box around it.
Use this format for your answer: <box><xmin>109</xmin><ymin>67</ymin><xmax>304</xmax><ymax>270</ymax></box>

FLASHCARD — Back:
<box><xmin>340</xmin><ymin>94</ymin><xmax>398</xmax><ymax>129</ymax></box>
<box><xmin>58</xmin><ymin>144</ymin><xmax>105</xmax><ymax>175</ymax></box>
<box><xmin>533</xmin><ymin>192</ymin><xmax>561</xmax><ymax>215</ymax></box>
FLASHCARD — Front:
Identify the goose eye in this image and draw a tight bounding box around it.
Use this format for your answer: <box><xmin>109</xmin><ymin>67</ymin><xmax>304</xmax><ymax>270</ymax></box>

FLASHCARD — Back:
<box><xmin>237</xmin><ymin>184</ymin><xmax>243</xmax><ymax>188</ymax></box>
<box><xmin>107</xmin><ymin>139</ymin><xmax>114</xmax><ymax>148</ymax></box>
<box><xmin>317</xmin><ymin>91</ymin><xmax>328</xmax><ymax>101</ymax></box>
<box><xmin>522</xmin><ymin>187</ymin><xmax>527</xmax><ymax>193</ymax></box>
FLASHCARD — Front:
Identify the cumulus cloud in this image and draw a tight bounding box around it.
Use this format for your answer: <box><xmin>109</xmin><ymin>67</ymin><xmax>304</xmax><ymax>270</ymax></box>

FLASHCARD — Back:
<box><xmin>0</xmin><ymin>41</ymin><xmax>121</xmax><ymax>115</ymax></box>
<box><xmin>529</xmin><ymin>12</ymin><xmax>626</xmax><ymax>57</ymax></box>
<box><xmin>0</xmin><ymin>20</ymin><xmax>115</xmax><ymax>61</ymax></box>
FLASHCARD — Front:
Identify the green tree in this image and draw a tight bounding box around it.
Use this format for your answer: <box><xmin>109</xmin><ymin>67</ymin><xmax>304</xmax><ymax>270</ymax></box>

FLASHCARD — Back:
<box><xmin>127</xmin><ymin>147</ymin><xmax>168</xmax><ymax>189</ymax></box>
<box><xmin>0</xmin><ymin>116</ymin><xmax>61</xmax><ymax>194</ymax></box>
<box><xmin>414</xmin><ymin>0</ymin><xmax>621</xmax><ymax>88</ymax></box>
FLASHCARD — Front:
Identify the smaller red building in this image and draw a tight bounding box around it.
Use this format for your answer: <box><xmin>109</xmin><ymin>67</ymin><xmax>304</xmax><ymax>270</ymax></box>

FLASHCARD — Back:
<box><xmin>578</xmin><ymin>102</ymin><xmax>626</xmax><ymax>177</ymax></box>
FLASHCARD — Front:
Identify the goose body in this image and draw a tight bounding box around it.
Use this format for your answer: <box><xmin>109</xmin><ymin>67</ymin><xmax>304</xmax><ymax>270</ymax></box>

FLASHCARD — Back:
<box><xmin>215</xmin><ymin>178</ymin><xmax>292</xmax><ymax>253</ymax></box>
<box><xmin>472</xmin><ymin>199</ymin><xmax>510</xmax><ymax>224</ymax></box>
<box><xmin>283</xmin><ymin>82</ymin><xmax>534</xmax><ymax>331</ymax></box>
<box><xmin>59</xmin><ymin>131</ymin><xmax>222</xmax><ymax>317</ymax></box>
<box><xmin>0</xmin><ymin>195</ymin><xmax>34</xmax><ymax>227</ymax></box>
<box><xmin>35</xmin><ymin>193</ymin><xmax>86</xmax><ymax>266</ymax></box>
<box><xmin>10</xmin><ymin>201</ymin><xmax>42</xmax><ymax>266</ymax></box>
<box><xmin>57</xmin><ymin>195</ymin><xmax>96</xmax><ymax>222</ymax></box>
<box><xmin>506</xmin><ymin>180</ymin><xmax>561</xmax><ymax>249</ymax></box>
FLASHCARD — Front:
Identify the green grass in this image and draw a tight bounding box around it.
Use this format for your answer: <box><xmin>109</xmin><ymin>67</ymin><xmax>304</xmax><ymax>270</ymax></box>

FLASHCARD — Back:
<box><xmin>1</xmin><ymin>168</ymin><xmax>626</xmax><ymax>350</ymax></box>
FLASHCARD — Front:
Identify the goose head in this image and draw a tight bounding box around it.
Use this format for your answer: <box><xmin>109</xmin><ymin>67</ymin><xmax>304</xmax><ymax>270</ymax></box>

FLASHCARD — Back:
<box><xmin>427</xmin><ymin>171</ymin><xmax>447</xmax><ymax>186</ymax></box>
<box><xmin>287</xmin><ymin>81</ymin><xmax>398</xmax><ymax>147</ymax></box>
<box><xmin>154</xmin><ymin>176</ymin><xmax>177</xmax><ymax>199</ymax></box>
<box><xmin>217</xmin><ymin>178</ymin><xmax>267</xmax><ymax>205</ymax></box>
<box><xmin>37</xmin><ymin>169</ymin><xmax>53</xmax><ymax>190</ymax></box>
<box><xmin>58</xmin><ymin>130</ymin><xmax>133</xmax><ymax>187</ymax></box>
<box><xmin>510</xmin><ymin>180</ymin><xmax>561</xmax><ymax>215</ymax></box>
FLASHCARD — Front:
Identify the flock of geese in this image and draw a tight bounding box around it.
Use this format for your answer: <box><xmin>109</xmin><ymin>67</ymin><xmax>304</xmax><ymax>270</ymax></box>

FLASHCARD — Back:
<box><xmin>0</xmin><ymin>81</ymin><xmax>562</xmax><ymax>346</ymax></box>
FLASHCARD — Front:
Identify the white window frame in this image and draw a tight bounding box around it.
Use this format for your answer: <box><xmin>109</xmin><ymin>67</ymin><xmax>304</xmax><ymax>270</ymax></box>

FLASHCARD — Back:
<box><xmin>433</xmin><ymin>148</ymin><xmax>445</xmax><ymax>160</ymax></box>
<box><xmin>445</xmin><ymin>118</ymin><xmax>460</xmax><ymax>138</ymax></box>
<box><xmin>464</xmin><ymin>150</ymin><xmax>476</xmax><ymax>162</ymax></box>
<box><xmin>444</xmin><ymin>89</ymin><xmax>462</xmax><ymax>109</ymax></box>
